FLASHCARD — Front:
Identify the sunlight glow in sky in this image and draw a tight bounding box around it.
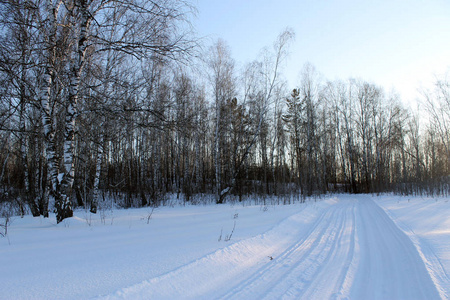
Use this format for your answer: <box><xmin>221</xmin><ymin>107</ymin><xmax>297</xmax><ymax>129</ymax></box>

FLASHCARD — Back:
<box><xmin>194</xmin><ymin>0</ymin><xmax>450</xmax><ymax>105</ymax></box>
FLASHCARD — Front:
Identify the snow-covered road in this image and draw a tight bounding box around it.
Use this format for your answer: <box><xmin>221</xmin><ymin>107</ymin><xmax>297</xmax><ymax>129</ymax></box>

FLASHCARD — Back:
<box><xmin>101</xmin><ymin>197</ymin><xmax>442</xmax><ymax>300</ymax></box>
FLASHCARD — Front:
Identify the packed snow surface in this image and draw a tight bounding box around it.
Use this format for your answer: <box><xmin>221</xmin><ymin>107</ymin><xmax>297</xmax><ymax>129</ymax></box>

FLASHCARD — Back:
<box><xmin>1</xmin><ymin>194</ymin><xmax>449</xmax><ymax>299</ymax></box>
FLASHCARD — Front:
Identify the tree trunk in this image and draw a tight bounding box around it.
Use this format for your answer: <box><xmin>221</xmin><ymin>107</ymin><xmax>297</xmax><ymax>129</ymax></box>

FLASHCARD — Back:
<box><xmin>90</xmin><ymin>132</ymin><xmax>104</xmax><ymax>213</ymax></box>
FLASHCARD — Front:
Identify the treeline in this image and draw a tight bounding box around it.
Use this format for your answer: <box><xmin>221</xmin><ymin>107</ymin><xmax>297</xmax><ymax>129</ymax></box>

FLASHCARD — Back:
<box><xmin>0</xmin><ymin>1</ymin><xmax>449</xmax><ymax>222</ymax></box>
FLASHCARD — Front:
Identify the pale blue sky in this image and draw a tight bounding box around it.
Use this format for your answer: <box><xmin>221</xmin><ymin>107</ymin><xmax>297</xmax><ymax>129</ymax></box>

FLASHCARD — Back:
<box><xmin>194</xmin><ymin>0</ymin><xmax>450</xmax><ymax>104</ymax></box>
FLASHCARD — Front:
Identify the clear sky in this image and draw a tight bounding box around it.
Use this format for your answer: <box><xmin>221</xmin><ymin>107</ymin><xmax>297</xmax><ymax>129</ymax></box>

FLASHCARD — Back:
<box><xmin>193</xmin><ymin>0</ymin><xmax>450</xmax><ymax>105</ymax></box>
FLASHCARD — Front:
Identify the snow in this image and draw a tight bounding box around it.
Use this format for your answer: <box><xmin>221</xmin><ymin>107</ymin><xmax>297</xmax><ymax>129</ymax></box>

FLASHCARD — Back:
<box><xmin>375</xmin><ymin>196</ymin><xmax>450</xmax><ymax>299</ymax></box>
<box><xmin>0</xmin><ymin>194</ymin><xmax>449</xmax><ymax>299</ymax></box>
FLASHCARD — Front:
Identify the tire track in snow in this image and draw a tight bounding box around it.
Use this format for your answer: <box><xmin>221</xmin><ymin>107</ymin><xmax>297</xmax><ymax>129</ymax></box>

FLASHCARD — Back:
<box><xmin>297</xmin><ymin>200</ymin><xmax>358</xmax><ymax>300</ymax></box>
<box><xmin>261</xmin><ymin>201</ymin><xmax>351</xmax><ymax>300</ymax></box>
<box><xmin>219</xmin><ymin>200</ymin><xmax>357</xmax><ymax>300</ymax></box>
<box><xmin>332</xmin><ymin>201</ymin><xmax>358</xmax><ymax>298</ymax></box>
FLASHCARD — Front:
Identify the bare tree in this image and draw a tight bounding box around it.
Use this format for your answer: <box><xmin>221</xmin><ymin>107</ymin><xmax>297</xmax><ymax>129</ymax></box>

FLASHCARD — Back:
<box><xmin>206</xmin><ymin>39</ymin><xmax>236</xmax><ymax>203</ymax></box>
<box><xmin>423</xmin><ymin>76</ymin><xmax>450</xmax><ymax>170</ymax></box>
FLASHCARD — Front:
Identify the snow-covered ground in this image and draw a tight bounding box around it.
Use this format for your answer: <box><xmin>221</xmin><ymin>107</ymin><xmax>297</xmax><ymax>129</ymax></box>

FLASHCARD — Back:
<box><xmin>0</xmin><ymin>194</ymin><xmax>449</xmax><ymax>299</ymax></box>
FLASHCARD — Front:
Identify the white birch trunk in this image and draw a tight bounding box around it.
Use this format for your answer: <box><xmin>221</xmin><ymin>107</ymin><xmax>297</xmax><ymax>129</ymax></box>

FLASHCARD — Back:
<box><xmin>57</xmin><ymin>0</ymin><xmax>91</xmax><ymax>222</ymax></box>
<box><xmin>40</xmin><ymin>0</ymin><xmax>63</xmax><ymax>219</ymax></box>
<box><xmin>20</xmin><ymin>100</ymin><xmax>29</xmax><ymax>194</ymax></box>
<box><xmin>215</xmin><ymin>99</ymin><xmax>221</xmax><ymax>203</ymax></box>
<box><xmin>90</xmin><ymin>132</ymin><xmax>104</xmax><ymax>213</ymax></box>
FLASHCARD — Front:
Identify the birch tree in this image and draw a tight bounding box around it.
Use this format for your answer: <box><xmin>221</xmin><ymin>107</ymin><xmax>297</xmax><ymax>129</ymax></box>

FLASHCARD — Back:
<box><xmin>207</xmin><ymin>39</ymin><xmax>236</xmax><ymax>204</ymax></box>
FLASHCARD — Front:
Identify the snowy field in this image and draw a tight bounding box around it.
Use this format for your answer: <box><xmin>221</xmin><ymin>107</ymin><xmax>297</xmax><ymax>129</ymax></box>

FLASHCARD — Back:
<box><xmin>1</xmin><ymin>194</ymin><xmax>449</xmax><ymax>299</ymax></box>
